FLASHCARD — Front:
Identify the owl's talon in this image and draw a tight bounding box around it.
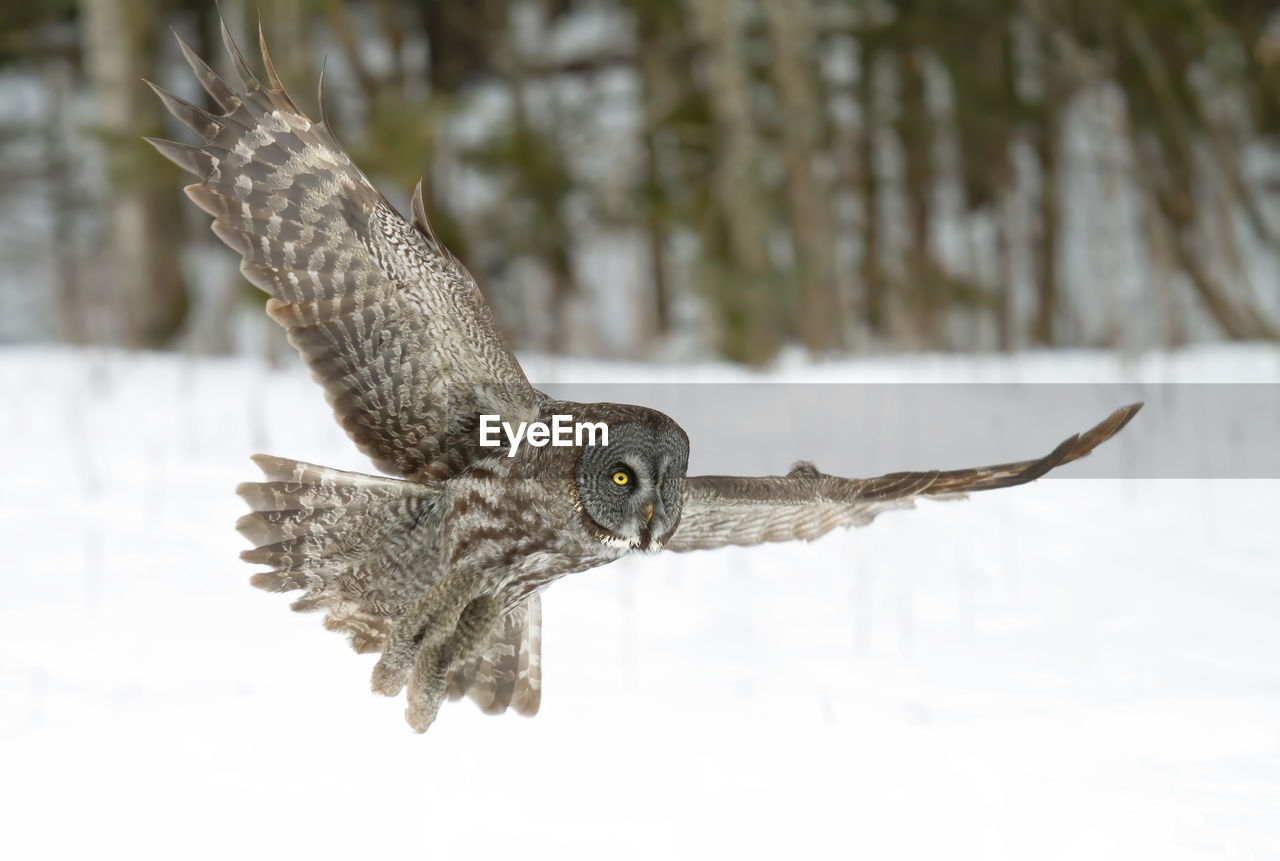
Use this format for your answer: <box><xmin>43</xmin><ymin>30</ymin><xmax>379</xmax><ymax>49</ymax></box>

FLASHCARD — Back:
<box><xmin>370</xmin><ymin>660</ymin><xmax>408</xmax><ymax>696</ymax></box>
<box><xmin>406</xmin><ymin>668</ymin><xmax>447</xmax><ymax>732</ymax></box>
<box><xmin>405</xmin><ymin>702</ymin><xmax>440</xmax><ymax>734</ymax></box>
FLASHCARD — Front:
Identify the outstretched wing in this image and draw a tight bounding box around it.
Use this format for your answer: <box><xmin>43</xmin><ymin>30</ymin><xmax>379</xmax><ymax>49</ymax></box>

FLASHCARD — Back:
<box><xmin>145</xmin><ymin>24</ymin><xmax>537</xmax><ymax>482</ymax></box>
<box><xmin>665</xmin><ymin>404</ymin><xmax>1141</xmax><ymax>553</ymax></box>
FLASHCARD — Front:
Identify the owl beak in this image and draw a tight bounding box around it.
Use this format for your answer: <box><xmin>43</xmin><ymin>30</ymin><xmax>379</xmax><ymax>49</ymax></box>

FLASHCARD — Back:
<box><xmin>642</xmin><ymin>502</ymin><xmax>654</xmax><ymax>524</ymax></box>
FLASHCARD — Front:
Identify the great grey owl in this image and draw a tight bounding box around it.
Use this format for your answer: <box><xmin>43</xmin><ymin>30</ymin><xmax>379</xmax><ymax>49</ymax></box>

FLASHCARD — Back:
<box><xmin>146</xmin><ymin>25</ymin><xmax>1141</xmax><ymax>733</ymax></box>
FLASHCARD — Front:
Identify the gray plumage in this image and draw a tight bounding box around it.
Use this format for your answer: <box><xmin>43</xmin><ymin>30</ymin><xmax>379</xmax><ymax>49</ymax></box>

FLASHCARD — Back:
<box><xmin>147</xmin><ymin>25</ymin><xmax>1141</xmax><ymax>733</ymax></box>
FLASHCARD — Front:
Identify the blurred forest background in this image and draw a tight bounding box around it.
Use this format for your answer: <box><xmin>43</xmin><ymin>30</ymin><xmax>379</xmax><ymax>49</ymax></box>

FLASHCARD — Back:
<box><xmin>1</xmin><ymin>0</ymin><xmax>1278</xmax><ymax>363</ymax></box>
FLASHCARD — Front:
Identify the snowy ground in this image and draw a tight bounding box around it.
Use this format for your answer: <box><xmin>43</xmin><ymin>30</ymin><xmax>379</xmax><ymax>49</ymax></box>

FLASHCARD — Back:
<box><xmin>1</xmin><ymin>345</ymin><xmax>1277</xmax><ymax>860</ymax></box>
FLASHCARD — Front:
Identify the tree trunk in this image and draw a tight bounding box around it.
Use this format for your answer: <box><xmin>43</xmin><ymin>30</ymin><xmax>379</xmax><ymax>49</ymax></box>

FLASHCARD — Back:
<box><xmin>691</xmin><ymin>0</ymin><xmax>765</xmax><ymax>272</ymax></box>
<box><xmin>636</xmin><ymin>4</ymin><xmax>674</xmax><ymax>338</ymax></box>
<box><xmin>1031</xmin><ymin>69</ymin><xmax>1061</xmax><ymax>346</ymax></box>
<box><xmin>898</xmin><ymin>46</ymin><xmax>940</xmax><ymax>344</ymax></box>
<box><xmin>504</xmin><ymin>7</ymin><xmax>575</xmax><ymax>354</ymax></box>
<box><xmin>691</xmin><ymin>0</ymin><xmax>779</xmax><ymax>363</ymax></box>
<box><xmin>857</xmin><ymin>41</ymin><xmax>886</xmax><ymax>336</ymax></box>
<box><xmin>765</xmin><ymin>0</ymin><xmax>840</xmax><ymax>351</ymax></box>
<box><xmin>995</xmin><ymin>191</ymin><xmax>1015</xmax><ymax>351</ymax></box>
<box><xmin>81</xmin><ymin>0</ymin><xmax>187</xmax><ymax>347</ymax></box>
<box><xmin>43</xmin><ymin>56</ymin><xmax>86</xmax><ymax>345</ymax></box>
<box><xmin>420</xmin><ymin>0</ymin><xmax>501</xmax><ymax>94</ymax></box>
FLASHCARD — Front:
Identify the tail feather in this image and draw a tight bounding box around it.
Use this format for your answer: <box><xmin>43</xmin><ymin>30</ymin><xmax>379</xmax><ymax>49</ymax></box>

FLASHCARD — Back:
<box><xmin>235</xmin><ymin>504</ymin><xmax>376</xmax><ymax>547</ymax></box>
<box><xmin>237</xmin><ymin>481</ymin><xmax>409</xmax><ymax>513</ymax></box>
<box><xmin>237</xmin><ymin>454</ymin><xmax>542</xmax><ymax>713</ymax></box>
<box><xmin>237</xmin><ymin>455</ymin><xmax>437</xmax><ymax>654</ymax></box>
<box><xmin>238</xmin><ymin>514</ymin><xmax>395</xmax><ymax>569</ymax></box>
<box><xmin>248</xmin><ymin>568</ymin><xmax>327</xmax><ymax>594</ymax></box>
<box><xmin>240</xmin><ymin>545</ymin><xmax>358</xmax><ymax>571</ymax></box>
<box><xmin>323</xmin><ymin>611</ymin><xmax>388</xmax><ymax>655</ymax></box>
<box><xmin>446</xmin><ymin>595</ymin><xmax>542</xmax><ymax>717</ymax></box>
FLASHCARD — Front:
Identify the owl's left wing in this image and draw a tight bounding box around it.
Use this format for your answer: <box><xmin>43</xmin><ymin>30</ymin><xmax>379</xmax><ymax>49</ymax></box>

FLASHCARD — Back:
<box><xmin>664</xmin><ymin>403</ymin><xmax>1140</xmax><ymax>553</ymax></box>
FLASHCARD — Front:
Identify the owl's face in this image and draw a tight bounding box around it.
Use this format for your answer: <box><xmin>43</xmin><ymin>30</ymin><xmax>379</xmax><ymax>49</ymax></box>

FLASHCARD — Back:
<box><xmin>575</xmin><ymin>417</ymin><xmax>689</xmax><ymax>552</ymax></box>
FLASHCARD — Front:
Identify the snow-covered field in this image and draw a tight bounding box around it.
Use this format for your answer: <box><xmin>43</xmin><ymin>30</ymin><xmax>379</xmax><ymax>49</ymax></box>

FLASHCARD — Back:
<box><xmin>1</xmin><ymin>345</ymin><xmax>1277</xmax><ymax>860</ymax></box>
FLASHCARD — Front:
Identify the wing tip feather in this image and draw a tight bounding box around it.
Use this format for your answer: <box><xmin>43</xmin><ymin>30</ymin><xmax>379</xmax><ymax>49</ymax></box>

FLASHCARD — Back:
<box><xmin>257</xmin><ymin>20</ymin><xmax>286</xmax><ymax>91</ymax></box>
<box><xmin>1058</xmin><ymin>401</ymin><xmax>1144</xmax><ymax>467</ymax></box>
<box><xmin>172</xmin><ymin>28</ymin><xmax>239</xmax><ymax>111</ymax></box>
<box><xmin>220</xmin><ymin>15</ymin><xmax>263</xmax><ymax>92</ymax></box>
<box><xmin>183</xmin><ymin>182</ymin><xmax>224</xmax><ymax>216</ymax></box>
<box><xmin>143</xmin><ymin>136</ymin><xmax>214</xmax><ymax>177</ymax></box>
<box><xmin>146</xmin><ymin>79</ymin><xmax>224</xmax><ymax>140</ymax></box>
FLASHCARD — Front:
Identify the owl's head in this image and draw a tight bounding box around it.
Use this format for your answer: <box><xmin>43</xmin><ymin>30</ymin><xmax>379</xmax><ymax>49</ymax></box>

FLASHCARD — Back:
<box><xmin>574</xmin><ymin>407</ymin><xmax>689</xmax><ymax>552</ymax></box>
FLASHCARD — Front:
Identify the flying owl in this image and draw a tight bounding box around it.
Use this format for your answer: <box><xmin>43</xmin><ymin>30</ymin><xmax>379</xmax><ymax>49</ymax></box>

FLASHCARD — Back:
<box><xmin>146</xmin><ymin>25</ymin><xmax>1141</xmax><ymax>733</ymax></box>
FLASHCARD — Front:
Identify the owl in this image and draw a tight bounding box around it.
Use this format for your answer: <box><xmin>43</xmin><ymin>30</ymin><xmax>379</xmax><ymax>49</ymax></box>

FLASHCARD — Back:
<box><xmin>147</xmin><ymin>25</ymin><xmax>1141</xmax><ymax>733</ymax></box>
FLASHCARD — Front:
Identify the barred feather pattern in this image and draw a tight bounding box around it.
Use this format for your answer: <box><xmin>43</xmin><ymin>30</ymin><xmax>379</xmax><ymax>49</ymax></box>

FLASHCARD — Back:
<box><xmin>145</xmin><ymin>25</ymin><xmax>654</xmax><ymax>732</ymax></box>
<box><xmin>236</xmin><ymin>454</ymin><xmax>547</xmax><ymax>712</ymax></box>
<box><xmin>447</xmin><ymin>593</ymin><xmax>543</xmax><ymax>716</ymax></box>
<box><xmin>356</xmin><ymin>456</ymin><xmax>618</xmax><ymax>731</ymax></box>
<box><xmin>666</xmin><ymin>403</ymin><xmax>1141</xmax><ymax>552</ymax></box>
<box><xmin>146</xmin><ymin>23</ymin><xmax>1144</xmax><ymax>735</ymax></box>
<box><xmin>145</xmin><ymin>23</ymin><xmax>539</xmax><ymax>485</ymax></box>
<box><xmin>236</xmin><ymin>455</ymin><xmax>442</xmax><ymax>654</ymax></box>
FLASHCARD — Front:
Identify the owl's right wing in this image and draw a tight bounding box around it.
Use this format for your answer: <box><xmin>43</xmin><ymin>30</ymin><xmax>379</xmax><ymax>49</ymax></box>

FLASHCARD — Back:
<box><xmin>664</xmin><ymin>404</ymin><xmax>1140</xmax><ymax>553</ymax></box>
<box><xmin>146</xmin><ymin>24</ymin><xmax>537</xmax><ymax>482</ymax></box>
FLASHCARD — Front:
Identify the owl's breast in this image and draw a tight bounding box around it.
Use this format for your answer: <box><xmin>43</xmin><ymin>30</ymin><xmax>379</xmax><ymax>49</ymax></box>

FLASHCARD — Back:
<box><xmin>436</xmin><ymin>459</ymin><xmax>619</xmax><ymax>608</ymax></box>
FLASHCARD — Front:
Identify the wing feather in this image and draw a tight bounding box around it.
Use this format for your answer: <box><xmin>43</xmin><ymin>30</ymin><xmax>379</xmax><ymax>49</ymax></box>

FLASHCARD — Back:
<box><xmin>665</xmin><ymin>404</ymin><xmax>1141</xmax><ymax>553</ymax></box>
<box><xmin>147</xmin><ymin>23</ymin><xmax>538</xmax><ymax>482</ymax></box>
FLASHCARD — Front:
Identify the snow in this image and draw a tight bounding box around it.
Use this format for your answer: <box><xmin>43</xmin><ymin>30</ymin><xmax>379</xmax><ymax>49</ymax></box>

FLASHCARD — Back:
<box><xmin>1</xmin><ymin>345</ymin><xmax>1277</xmax><ymax>860</ymax></box>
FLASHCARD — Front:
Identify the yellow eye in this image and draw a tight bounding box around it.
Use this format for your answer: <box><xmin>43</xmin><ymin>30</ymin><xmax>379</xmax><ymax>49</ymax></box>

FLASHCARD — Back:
<box><xmin>611</xmin><ymin>470</ymin><xmax>630</xmax><ymax>486</ymax></box>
